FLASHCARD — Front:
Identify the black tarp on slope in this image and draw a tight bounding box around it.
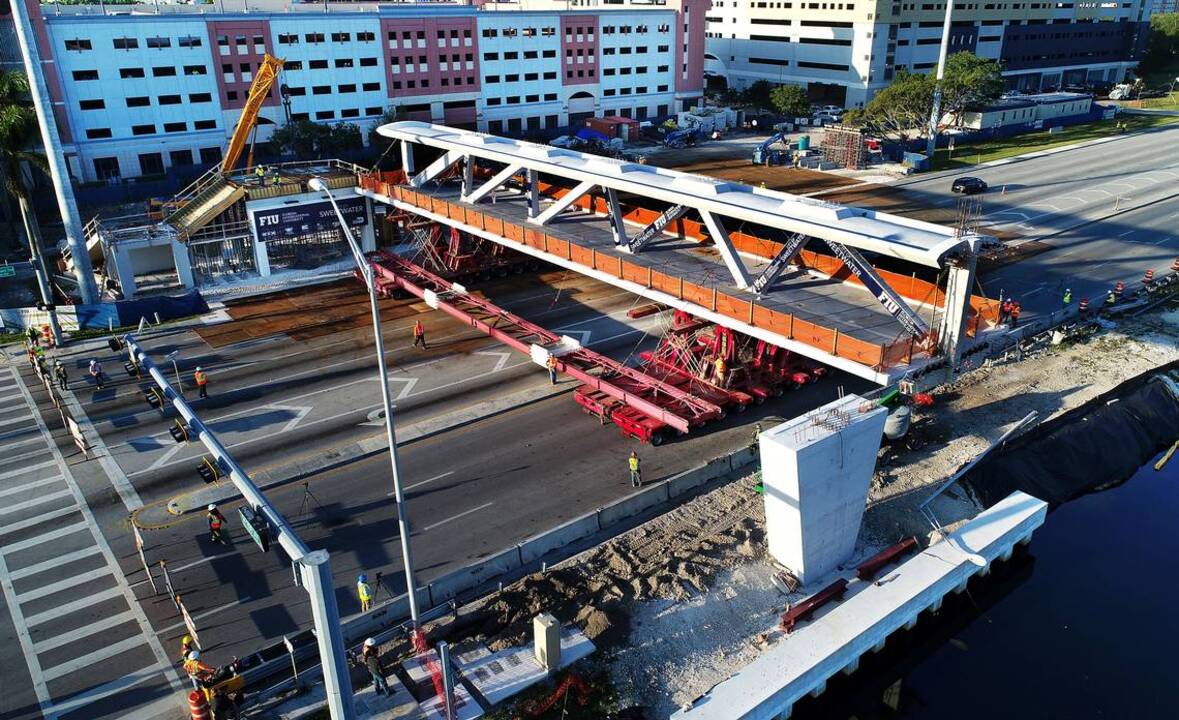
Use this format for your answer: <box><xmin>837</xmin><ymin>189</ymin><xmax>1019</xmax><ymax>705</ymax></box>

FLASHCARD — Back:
<box><xmin>961</xmin><ymin>367</ymin><xmax>1179</xmax><ymax>508</ymax></box>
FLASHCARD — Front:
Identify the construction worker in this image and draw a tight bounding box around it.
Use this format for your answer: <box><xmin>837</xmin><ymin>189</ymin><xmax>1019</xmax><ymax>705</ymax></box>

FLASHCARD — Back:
<box><xmin>183</xmin><ymin>650</ymin><xmax>216</xmax><ymax>690</ymax></box>
<box><xmin>1062</xmin><ymin>288</ymin><xmax>1072</xmax><ymax>307</ymax></box>
<box><xmin>194</xmin><ymin>366</ymin><xmax>209</xmax><ymax>399</ymax></box>
<box><xmin>270</xmin><ymin>167</ymin><xmax>281</xmax><ymax>185</ymax></box>
<box><xmin>363</xmin><ymin>637</ymin><xmax>390</xmax><ymax>696</ymax></box>
<box><xmin>628</xmin><ymin>451</ymin><xmax>642</xmax><ymax>488</ymax></box>
<box><xmin>751</xmin><ymin>422</ymin><xmax>762</xmax><ymax>451</ymax></box>
<box><xmin>1106</xmin><ymin>289</ymin><xmax>1118</xmax><ymax>306</ymax></box>
<box><xmin>207</xmin><ymin>504</ymin><xmax>227</xmax><ymax>544</ymax></box>
<box><xmin>88</xmin><ymin>359</ymin><xmax>105</xmax><ymax>389</ymax></box>
<box><xmin>546</xmin><ymin>354</ymin><xmax>558</xmax><ymax>385</ymax></box>
<box><xmin>54</xmin><ymin>359</ymin><xmax>68</xmax><ymax>390</ymax></box>
<box><xmin>714</xmin><ymin>356</ymin><xmax>727</xmax><ymax>388</ymax></box>
<box><xmin>179</xmin><ymin>634</ymin><xmax>198</xmax><ymax>661</ymax></box>
<box><xmin>999</xmin><ymin>298</ymin><xmax>1013</xmax><ymax>325</ymax></box>
<box><xmin>357</xmin><ymin>574</ymin><xmax>373</xmax><ymax>612</ymax></box>
<box><xmin>254</xmin><ymin>165</ymin><xmax>266</xmax><ymax>180</ymax></box>
<box><xmin>1009</xmin><ymin>302</ymin><xmax>1022</xmax><ymax>328</ymax></box>
<box><xmin>412</xmin><ymin>320</ymin><xmax>427</xmax><ymax>349</ymax></box>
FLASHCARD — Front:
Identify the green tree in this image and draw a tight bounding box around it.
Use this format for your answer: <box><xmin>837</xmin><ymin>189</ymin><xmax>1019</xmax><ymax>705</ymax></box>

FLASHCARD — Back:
<box><xmin>0</xmin><ymin>70</ymin><xmax>49</xmax><ymax>253</ymax></box>
<box><xmin>368</xmin><ymin>106</ymin><xmax>405</xmax><ymax>147</ymax></box>
<box><xmin>742</xmin><ymin>80</ymin><xmax>775</xmax><ymax>109</ymax></box>
<box><xmin>851</xmin><ymin>52</ymin><xmax>1003</xmax><ymax>139</ymax></box>
<box><xmin>270</xmin><ymin>120</ymin><xmax>362</xmax><ymax>158</ymax></box>
<box><xmin>769</xmin><ymin>84</ymin><xmax>811</xmax><ymax>119</ymax></box>
<box><xmin>1140</xmin><ymin>13</ymin><xmax>1179</xmax><ymax>78</ymax></box>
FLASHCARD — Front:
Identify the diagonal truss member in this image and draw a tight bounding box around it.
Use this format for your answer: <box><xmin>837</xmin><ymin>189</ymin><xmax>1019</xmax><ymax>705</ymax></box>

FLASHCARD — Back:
<box><xmin>698</xmin><ymin>210</ymin><xmax>753</xmax><ymax>289</ymax></box>
<box><xmin>825</xmin><ymin>241</ymin><xmax>931</xmax><ymax>338</ymax></box>
<box><xmin>751</xmin><ymin>232</ymin><xmax>809</xmax><ymax>294</ymax></box>
<box><xmin>627</xmin><ymin>204</ymin><xmax>688</xmax><ymax>253</ymax></box>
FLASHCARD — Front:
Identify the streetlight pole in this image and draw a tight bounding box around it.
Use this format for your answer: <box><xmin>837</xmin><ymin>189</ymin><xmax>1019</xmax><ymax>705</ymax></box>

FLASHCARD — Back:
<box><xmin>924</xmin><ymin>0</ymin><xmax>955</xmax><ymax>162</ymax></box>
<box><xmin>308</xmin><ymin>178</ymin><xmax>421</xmax><ymax>628</ymax></box>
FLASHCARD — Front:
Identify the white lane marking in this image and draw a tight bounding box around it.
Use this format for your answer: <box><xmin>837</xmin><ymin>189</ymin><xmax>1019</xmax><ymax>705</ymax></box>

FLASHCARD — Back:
<box><xmin>7</xmin><ymin>366</ymin><xmax>184</xmax><ymax>711</ymax></box>
<box><xmin>54</xmin><ymin>381</ymin><xmax>144</xmax><ymax>512</ymax></box>
<box><xmin>0</xmin><ymin>434</ymin><xmax>48</xmax><ymax>452</ymax></box>
<box><xmin>39</xmin><ymin>667</ymin><xmax>163</xmax><ymax>718</ymax></box>
<box><xmin>9</xmin><ymin>546</ymin><xmax>103</xmax><ymax>581</ymax></box>
<box><xmin>475</xmin><ymin>350</ymin><xmax>512</xmax><ymax>372</ymax></box>
<box><xmin>0</xmin><ymin>505</ymin><xmax>79</xmax><ymax>535</ymax></box>
<box><xmin>156</xmin><ymin>596</ymin><xmax>254</xmax><ymax>635</ymax></box>
<box><xmin>17</xmin><ymin>566</ymin><xmax>113</xmax><ymax>603</ymax></box>
<box><xmin>0</xmin><ymin>488</ymin><xmax>74</xmax><ymax>516</ymax></box>
<box><xmin>23</xmin><ymin>586</ymin><xmax>125</xmax><ymax>627</ymax></box>
<box><xmin>0</xmin><ymin>474</ymin><xmax>63</xmax><ymax>500</ymax></box>
<box><xmin>33</xmin><ymin>610</ymin><xmax>138</xmax><ymax>654</ymax></box>
<box><xmin>0</xmin><ymin>445</ymin><xmax>54</xmax><ymax>467</ymax></box>
<box><xmin>388</xmin><ymin>471</ymin><xmax>455</xmax><ymax>497</ymax></box>
<box><xmin>421</xmin><ymin>502</ymin><xmax>495</xmax><ymax>533</ymax></box>
<box><xmin>0</xmin><ymin>520</ymin><xmax>88</xmax><ymax>555</ymax></box>
<box><xmin>41</xmin><ymin>636</ymin><xmax>148</xmax><ymax>682</ymax></box>
<box><xmin>0</xmin><ymin>459</ymin><xmax>54</xmax><ymax>481</ymax></box>
<box><xmin>1118</xmin><ymin>230</ymin><xmax>1135</xmax><ymax>237</ymax></box>
<box><xmin>0</xmin><ymin>413</ymin><xmax>33</xmax><ymax>428</ymax></box>
<box><xmin>165</xmin><ymin>551</ymin><xmax>236</xmax><ymax>575</ymax></box>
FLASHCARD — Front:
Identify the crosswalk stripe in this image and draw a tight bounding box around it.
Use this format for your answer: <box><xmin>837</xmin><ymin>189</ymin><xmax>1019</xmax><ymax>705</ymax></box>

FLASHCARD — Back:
<box><xmin>0</xmin><ymin>505</ymin><xmax>79</xmax><ymax>536</ymax></box>
<box><xmin>32</xmin><ymin>610</ymin><xmax>139</xmax><ymax>654</ymax></box>
<box><xmin>0</xmin><ymin>413</ymin><xmax>33</xmax><ymax>428</ymax></box>
<box><xmin>0</xmin><ymin>474</ymin><xmax>63</xmax><ymax>500</ymax></box>
<box><xmin>10</xmin><ymin>546</ymin><xmax>103</xmax><ymax>581</ymax></box>
<box><xmin>1</xmin><ymin>488</ymin><xmax>74</xmax><ymax>516</ymax></box>
<box><xmin>24</xmin><ymin>585</ymin><xmax>125</xmax><ymax>627</ymax></box>
<box><xmin>17</xmin><ymin>566</ymin><xmax>113</xmax><ymax>603</ymax></box>
<box><xmin>0</xmin><ymin>458</ymin><xmax>54</xmax><ymax>481</ymax></box>
<box><xmin>39</xmin><ymin>666</ymin><xmax>163</xmax><ymax>718</ymax></box>
<box><xmin>0</xmin><ymin>434</ymin><xmax>48</xmax><ymax>452</ymax></box>
<box><xmin>41</xmin><ymin>635</ymin><xmax>147</xmax><ymax>682</ymax></box>
<box><xmin>0</xmin><ymin>445</ymin><xmax>53</xmax><ymax>468</ymax></box>
<box><xmin>0</xmin><ymin>519</ymin><xmax>87</xmax><ymax>554</ymax></box>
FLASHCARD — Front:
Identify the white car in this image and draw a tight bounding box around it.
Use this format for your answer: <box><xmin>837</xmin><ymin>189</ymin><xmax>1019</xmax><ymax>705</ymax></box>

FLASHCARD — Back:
<box><xmin>819</xmin><ymin>105</ymin><xmax>844</xmax><ymax>114</ymax></box>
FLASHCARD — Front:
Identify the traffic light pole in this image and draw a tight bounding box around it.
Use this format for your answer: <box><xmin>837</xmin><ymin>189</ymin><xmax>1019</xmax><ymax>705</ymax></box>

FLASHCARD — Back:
<box><xmin>123</xmin><ymin>334</ymin><xmax>356</xmax><ymax>720</ymax></box>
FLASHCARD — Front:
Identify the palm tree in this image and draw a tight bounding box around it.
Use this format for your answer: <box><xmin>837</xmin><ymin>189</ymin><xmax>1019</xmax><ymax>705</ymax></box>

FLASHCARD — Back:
<box><xmin>0</xmin><ymin>68</ymin><xmax>62</xmax><ymax>341</ymax></box>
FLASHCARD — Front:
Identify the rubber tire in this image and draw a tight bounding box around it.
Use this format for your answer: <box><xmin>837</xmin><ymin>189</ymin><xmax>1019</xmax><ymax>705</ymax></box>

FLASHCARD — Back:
<box><xmin>650</xmin><ymin>430</ymin><xmax>666</xmax><ymax>447</ymax></box>
<box><xmin>736</xmin><ymin>402</ymin><xmax>748</xmax><ymax>413</ymax></box>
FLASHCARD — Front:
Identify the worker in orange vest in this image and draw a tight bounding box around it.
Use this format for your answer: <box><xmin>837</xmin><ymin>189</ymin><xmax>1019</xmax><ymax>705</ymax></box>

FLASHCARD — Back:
<box><xmin>183</xmin><ymin>650</ymin><xmax>216</xmax><ymax>690</ymax></box>
<box><xmin>207</xmin><ymin>503</ymin><xmax>227</xmax><ymax>544</ymax></box>
<box><xmin>546</xmin><ymin>354</ymin><xmax>558</xmax><ymax>385</ymax></box>
<box><xmin>1009</xmin><ymin>302</ymin><xmax>1022</xmax><ymax>328</ymax></box>
<box><xmin>194</xmin><ymin>366</ymin><xmax>209</xmax><ymax>399</ymax></box>
<box><xmin>714</xmin><ymin>356</ymin><xmax>728</xmax><ymax>388</ymax></box>
<box><xmin>412</xmin><ymin>320</ymin><xmax>427</xmax><ymax>349</ymax></box>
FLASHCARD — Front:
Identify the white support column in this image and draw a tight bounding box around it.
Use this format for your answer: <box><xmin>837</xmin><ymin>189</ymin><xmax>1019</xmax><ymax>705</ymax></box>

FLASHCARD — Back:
<box><xmin>462</xmin><ymin>163</ymin><xmax>522</xmax><ymax>204</ymax></box>
<box><xmin>937</xmin><ymin>251</ymin><xmax>978</xmax><ymax>371</ymax></box>
<box><xmin>604</xmin><ymin>188</ymin><xmax>626</xmax><ymax>246</ymax></box>
<box><xmin>171</xmin><ymin>238</ymin><xmax>195</xmax><ymax>289</ymax></box>
<box><xmin>461</xmin><ymin>156</ymin><xmax>474</xmax><ymax>198</ymax></box>
<box><xmin>527</xmin><ymin>169</ymin><xmax>540</xmax><ymax>219</ymax></box>
<box><xmin>531</xmin><ymin>179</ymin><xmax>594</xmax><ymax>225</ymax></box>
<box><xmin>699</xmin><ymin>210</ymin><xmax>753</xmax><ymax>289</ymax></box>
<box><xmin>400</xmin><ymin>141</ymin><xmax>415</xmax><ymax>175</ymax></box>
<box><xmin>409</xmin><ymin>150</ymin><xmax>463</xmax><ymax>188</ymax></box>
<box><xmin>111</xmin><ymin>244</ymin><xmax>138</xmax><ymax>299</ymax></box>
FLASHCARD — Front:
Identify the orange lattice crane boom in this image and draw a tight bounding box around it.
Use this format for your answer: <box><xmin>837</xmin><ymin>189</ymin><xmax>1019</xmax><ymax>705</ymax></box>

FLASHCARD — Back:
<box><xmin>221</xmin><ymin>53</ymin><xmax>284</xmax><ymax>173</ymax></box>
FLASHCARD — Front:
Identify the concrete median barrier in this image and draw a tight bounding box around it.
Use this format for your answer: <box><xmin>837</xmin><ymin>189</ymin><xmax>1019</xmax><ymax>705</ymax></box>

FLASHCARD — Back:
<box><xmin>517</xmin><ymin>511</ymin><xmax>601</xmax><ymax>565</ymax></box>
<box><xmin>596</xmin><ymin>481</ymin><xmax>670</xmax><ymax>529</ymax></box>
<box><xmin>427</xmin><ymin>545</ymin><xmax>523</xmax><ymax>605</ymax></box>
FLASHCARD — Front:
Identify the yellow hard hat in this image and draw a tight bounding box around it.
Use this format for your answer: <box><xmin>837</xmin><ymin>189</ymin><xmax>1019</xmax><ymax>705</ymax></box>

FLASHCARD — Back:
<box><xmin>182</xmin><ymin>635</ymin><xmax>192</xmax><ymax>644</ymax></box>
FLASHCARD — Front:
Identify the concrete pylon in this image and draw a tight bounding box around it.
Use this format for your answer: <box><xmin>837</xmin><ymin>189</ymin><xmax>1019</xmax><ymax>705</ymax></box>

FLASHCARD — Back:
<box><xmin>10</xmin><ymin>0</ymin><xmax>100</xmax><ymax>305</ymax></box>
<box><xmin>937</xmin><ymin>250</ymin><xmax>979</xmax><ymax>373</ymax></box>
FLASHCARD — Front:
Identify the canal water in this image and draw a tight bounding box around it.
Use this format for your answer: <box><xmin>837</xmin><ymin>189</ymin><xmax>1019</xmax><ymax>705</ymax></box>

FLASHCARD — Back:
<box><xmin>794</xmin><ymin>448</ymin><xmax>1179</xmax><ymax>719</ymax></box>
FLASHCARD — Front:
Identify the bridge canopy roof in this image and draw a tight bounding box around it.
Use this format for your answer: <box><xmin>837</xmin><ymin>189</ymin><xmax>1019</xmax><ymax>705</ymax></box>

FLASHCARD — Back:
<box><xmin>379</xmin><ymin>121</ymin><xmax>994</xmax><ymax>268</ymax></box>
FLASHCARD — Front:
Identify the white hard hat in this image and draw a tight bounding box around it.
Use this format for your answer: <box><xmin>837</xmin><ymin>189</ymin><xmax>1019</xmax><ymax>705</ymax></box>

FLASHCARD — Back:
<box><xmin>364</xmin><ymin>637</ymin><xmax>376</xmax><ymax>647</ymax></box>
<box><xmin>188</xmin><ymin>650</ymin><xmax>200</xmax><ymax>661</ymax></box>
<box><xmin>208</xmin><ymin>504</ymin><xmax>217</xmax><ymax>511</ymax></box>
<box><xmin>196</xmin><ymin>366</ymin><xmax>202</xmax><ymax>372</ymax></box>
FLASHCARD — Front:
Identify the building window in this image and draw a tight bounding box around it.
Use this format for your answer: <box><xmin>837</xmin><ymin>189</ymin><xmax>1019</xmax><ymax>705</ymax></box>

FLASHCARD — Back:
<box><xmin>170</xmin><ymin>150</ymin><xmax>194</xmax><ymax>167</ymax></box>
<box><xmin>339</xmin><ymin>84</ymin><xmax>357</xmax><ymax>93</ymax></box>
<box><xmin>331</xmin><ymin>32</ymin><xmax>352</xmax><ymax>42</ymax></box>
<box><xmin>315</xmin><ymin>110</ymin><xmax>335</xmax><ymax>120</ymax></box>
<box><xmin>365</xmin><ymin>106</ymin><xmax>382</xmax><ymax>116</ymax></box>
<box><xmin>362</xmin><ymin>81</ymin><xmax>381</xmax><ymax>91</ymax></box>
<box><xmin>72</xmin><ymin>70</ymin><xmax>99</xmax><ymax>81</ymax></box>
<box><xmin>94</xmin><ymin>157</ymin><xmax>120</xmax><ymax>179</ymax></box>
<box><xmin>147</xmin><ymin>37</ymin><xmax>171</xmax><ymax>49</ymax></box>
<box><xmin>313</xmin><ymin>85</ymin><xmax>331</xmax><ymax>95</ymax></box>
<box><xmin>112</xmin><ymin>38</ymin><xmax>138</xmax><ymax>50</ymax></box>
<box><xmin>227</xmin><ymin>91</ymin><xmax>238</xmax><ymax>101</ymax></box>
<box><xmin>153</xmin><ymin>67</ymin><xmax>177</xmax><ymax>77</ymax></box>
<box><xmin>132</xmin><ymin>124</ymin><xmax>155</xmax><ymax>136</ymax></box>
<box><xmin>526</xmin><ymin>94</ymin><xmax>539</xmax><ymax>103</ymax></box>
<box><xmin>286</xmin><ymin>86</ymin><xmax>307</xmax><ymax>96</ymax></box>
<box><xmin>291</xmin><ymin>112</ymin><xmax>310</xmax><ymax>121</ymax></box>
<box><xmin>194</xmin><ymin>120</ymin><xmax>216</xmax><ymax>130</ymax></box>
<box><xmin>544</xmin><ymin>93</ymin><xmax>557</xmax><ymax>101</ymax></box>
<box><xmin>199</xmin><ymin>147</ymin><xmax>222</xmax><ymax>165</ymax></box>
<box><xmin>284</xmin><ymin>60</ymin><xmax>303</xmax><ymax>71</ymax></box>
<box><xmin>164</xmin><ymin>122</ymin><xmax>187</xmax><ymax>133</ymax></box>
<box><xmin>190</xmin><ymin>93</ymin><xmax>213</xmax><ymax>103</ymax></box>
<box><xmin>309</xmin><ymin>60</ymin><xmax>329</xmax><ymax>70</ymax></box>
<box><xmin>159</xmin><ymin>94</ymin><xmax>182</xmax><ymax>105</ymax></box>
<box><xmin>341</xmin><ymin>108</ymin><xmax>360</xmax><ymax>118</ymax></box>
<box><xmin>177</xmin><ymin>35</ymin><xmax>203</xmax><ymax>48</ymax></box>
<box><xmin>336</xmin><ymin>58</ymin><xmax>354</xmax><ymax>68</ymax></box>
<box><xmin>65</xmin><ymin>39</ymin><xmax>93</xmax><ymax>52</ymax></box>
<box><xmin>139</xmin><ymin>153</ymin><xmax>165</xmax><ymax>175</ymax></box>
<box><xmin>79</xmin><ymin>99</ymin><xmax>105</xmax><ymax>110</ymax></box>
<box><xmin>184</xmin><ymin>65</ymin><xmax>208</xmax><ymax>76</ymax></box>
<box><xmin>357</xmin><ymin>31</ymin><xmax>375</xmax><ymax>42</ymax></box>
<box><xmin>86</xmin><ymin>128</ymin><xmax>113</xmax><ymax>140</ymax></box>
<box><xmin>360</xmin><ymin>57</ymin><xmax>378</xmax><ymax>67</ymax></box>
<box><xmin>306</xmin><ymin>33</ymin><xmax>326</xmax><ymax>44</ymax></box>
<box><xmin>279</xmin><ymin>34</ymin><xmax>299</xmax><ymax>45</ymax></box>
<box><xmin>127</xmin><ymin>96</ymin><xmax>150</xmax><ymax>107</ymax></box>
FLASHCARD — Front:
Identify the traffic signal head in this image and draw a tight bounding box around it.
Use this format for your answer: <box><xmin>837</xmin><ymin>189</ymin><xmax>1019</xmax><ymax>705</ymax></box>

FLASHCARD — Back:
<box><xmin>125</xmin><ymin>361</ymin><xmax>139</xmax><ymax>377</ymax></box>
<box><xmin>197</xmin><ymin>457</ymin><xmax>223</xmax><ymax>484</ymax></box>
<box><xmin>168</xmin><ymin>420</ymin><xmax>189</xmax><ymax>444</ymax></box>
<box><xmin>108</xmin><ymin>337</ymin><xmax>124</xmax><ymax>352</ymax></box>
<box><xmin>144</xmin><ymin>387</ymin><xmax>164</xmax><ymax>409</ymax></box>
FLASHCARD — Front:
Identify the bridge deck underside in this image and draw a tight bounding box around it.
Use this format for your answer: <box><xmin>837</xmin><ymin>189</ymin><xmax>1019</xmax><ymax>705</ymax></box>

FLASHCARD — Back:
<box><xmin>417</xmin><ymin>184</ymin><xmax>942</xmax><ymax>348</ymax></box>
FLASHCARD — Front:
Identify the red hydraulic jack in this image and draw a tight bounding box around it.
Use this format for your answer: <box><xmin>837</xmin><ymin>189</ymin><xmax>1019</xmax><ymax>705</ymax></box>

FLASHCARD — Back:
<box><xmin>366</xmin><ymin>251</ymin><xmax>724</xmax><ymax>444</ymax></box>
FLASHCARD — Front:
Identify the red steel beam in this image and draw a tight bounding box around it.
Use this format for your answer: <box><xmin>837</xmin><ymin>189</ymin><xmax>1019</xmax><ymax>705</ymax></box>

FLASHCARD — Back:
<box><xmin>369</xmin><ymin>251</ymin><xmax>722</xmax><ymax>433</ymax></box>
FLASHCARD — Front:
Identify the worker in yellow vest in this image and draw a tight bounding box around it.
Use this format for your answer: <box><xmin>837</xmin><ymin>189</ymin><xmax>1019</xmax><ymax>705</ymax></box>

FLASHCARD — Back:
<box><xmin>714</xmin><ymin>356</ymin><xmax>728</xmax><ymax>388</ymax></box>
<box><xmin>357</xmin><ymin>574</ymin><xmax>373</xmax><ymax>612</ymax></box>
<box><xmin>628</xmin><ymin>451</ymin><xmax>642</xmax><ymax>488</ymax></box>
<box><xmin>194</xmin><ymin>366</ymin><xmax>209</xmax><ymax>399</ymax></box>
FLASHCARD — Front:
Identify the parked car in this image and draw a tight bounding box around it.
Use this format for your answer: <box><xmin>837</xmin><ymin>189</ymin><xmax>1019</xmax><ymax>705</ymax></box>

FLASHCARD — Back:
<box><xmin>951</xmin><ymin>176</ymin><xmax>988</xmax><ymax>195</ymax></box>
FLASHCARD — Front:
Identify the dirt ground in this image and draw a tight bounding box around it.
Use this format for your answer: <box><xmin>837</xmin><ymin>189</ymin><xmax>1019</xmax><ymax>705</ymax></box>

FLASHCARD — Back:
<box><xmin>669</xmin><ymin>159</ymin><xmax>861</xmax><ymax>196</ymax></box>
<box><xmin>402</xmin><ymin>305</ymin><xmax>1179</xmax><ymax>716</ymax></box>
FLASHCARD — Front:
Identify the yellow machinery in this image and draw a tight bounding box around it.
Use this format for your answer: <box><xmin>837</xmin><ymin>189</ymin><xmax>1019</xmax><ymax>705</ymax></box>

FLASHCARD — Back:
<box><xmin>222</xmin><ymin>53</ymin><xmax>284</xmax><ymax>173</ymax></box>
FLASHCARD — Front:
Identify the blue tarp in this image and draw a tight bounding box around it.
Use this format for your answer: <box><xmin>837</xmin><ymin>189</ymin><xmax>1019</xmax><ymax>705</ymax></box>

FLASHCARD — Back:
<box><xmin>114</xmin><ymin>290</ymin><xmax>209</xmax><ymax>327</ymax></box>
